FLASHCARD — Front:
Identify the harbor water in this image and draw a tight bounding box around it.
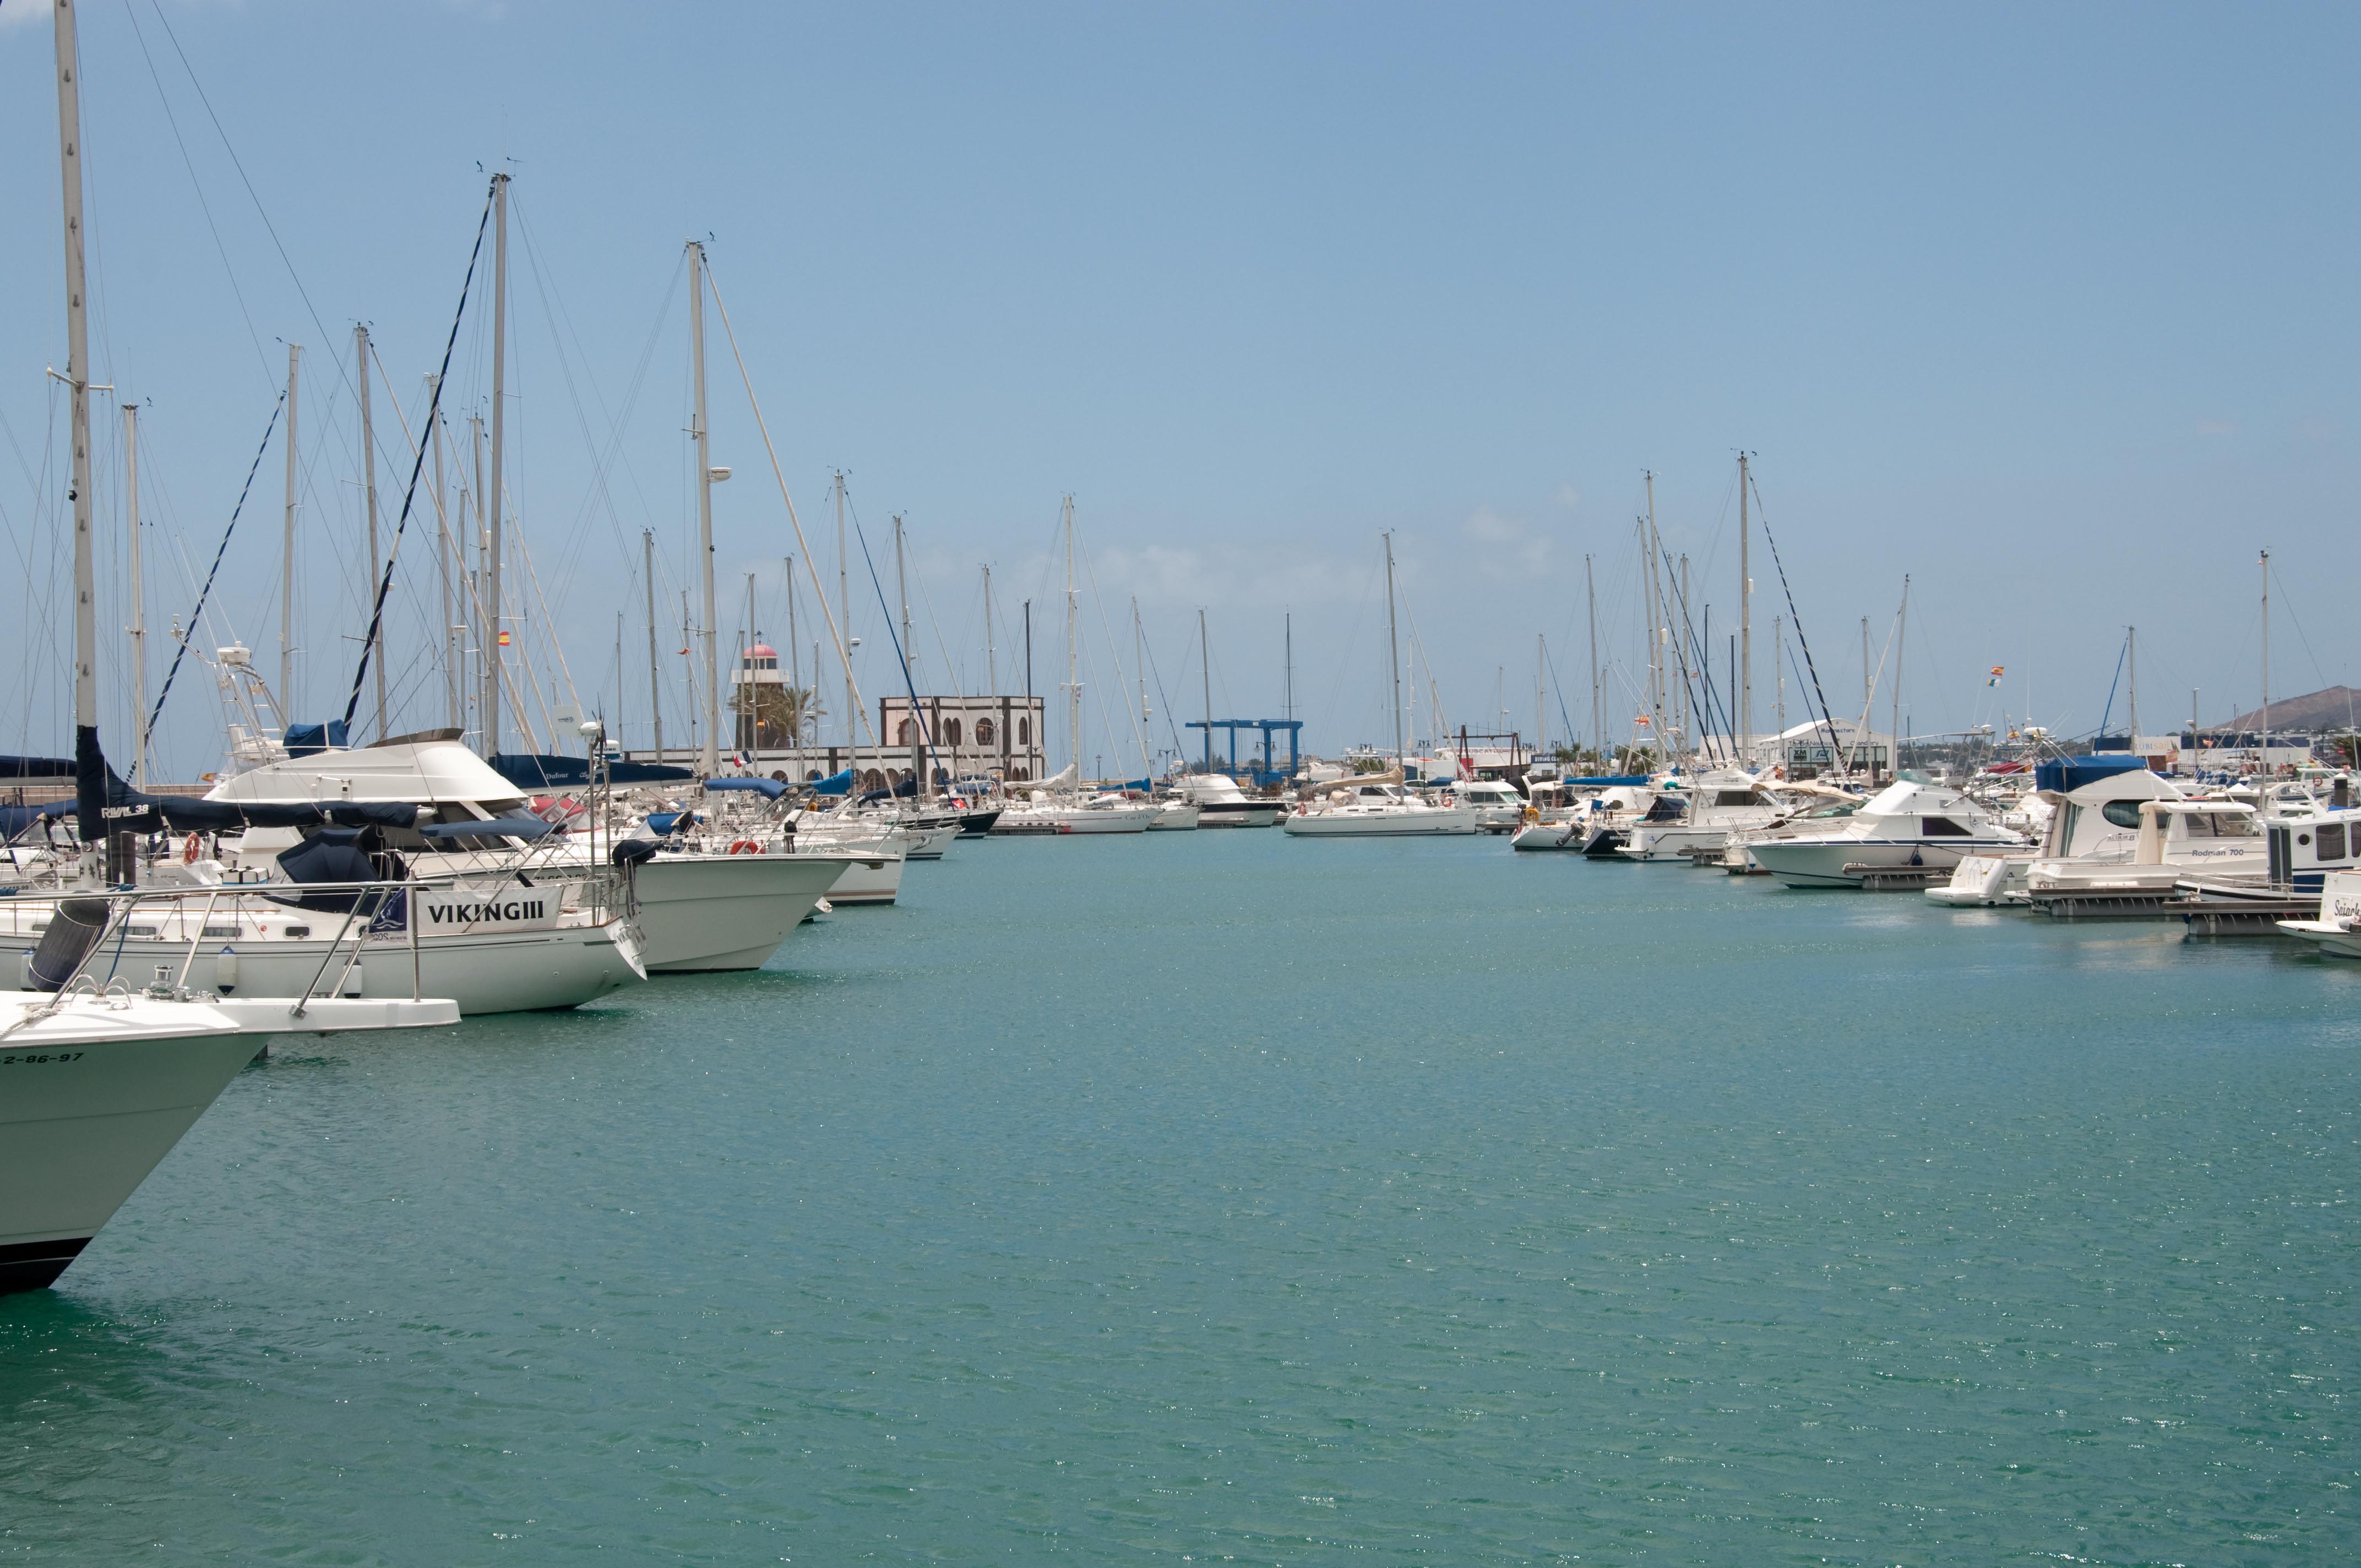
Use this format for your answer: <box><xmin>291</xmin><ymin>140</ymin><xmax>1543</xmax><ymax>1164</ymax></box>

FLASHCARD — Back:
<box><xmin>4</xmin><ymin>831</ymin><xmax>2354</xmax><ymax>1563</ymax></box>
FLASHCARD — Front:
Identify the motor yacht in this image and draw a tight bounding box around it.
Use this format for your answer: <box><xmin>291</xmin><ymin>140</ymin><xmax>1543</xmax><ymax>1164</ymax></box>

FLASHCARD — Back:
<box><xmin>209</xmin><ymin>736</ymin><xmax>851</xmax><ymax>972</ymax></box>
<box><xmin>1618</xmin><ymin>771</ymin><xmax>1785</xmax><ymax>862</ymax></box>
<box><xmin>0</xmin><ymin>981</ymin><xmax>458</xmax><ymax>1295</ymax></box>
<box><xmin>1282</xmin><ymin>782</ymin><xmax>1477</xmax><ymax>836</ymax></box>
<box><xmin>1747</xmin><ymin>776</ymin><xmax>2028</xmax><ymax>888</ymax></box>
<box><xmin>1438</xmin><ymin>778</ymin><xmax>1527</xmax><ymax>834</ymax></box>
<box><xmin>1172</xmin><ymin>772</ymin><xmax>1284</xmax><ymax>828</ymax></box>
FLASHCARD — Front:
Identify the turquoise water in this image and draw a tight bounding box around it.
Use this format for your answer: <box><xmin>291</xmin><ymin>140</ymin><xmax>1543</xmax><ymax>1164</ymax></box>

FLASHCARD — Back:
<box><xmin>3</xmin><ymin>831</ymin><xmax>2355</xmax><ymax>1564</ymax></box>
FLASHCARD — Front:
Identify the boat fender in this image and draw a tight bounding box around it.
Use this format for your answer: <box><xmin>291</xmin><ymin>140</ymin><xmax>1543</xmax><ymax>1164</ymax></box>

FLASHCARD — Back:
<box><xmin>215</xmin><ymin>945</ymin><xmax>239</xmax><ymax>994</ymax></box>
<box><xmin>728</xmin><ymin>839</ymin><xmax>764</xmax><ymax>856</ymax></box>
<box><xmin>183</xmin><ymin>832</ymin><xmax>202</xmax><ymax>865</ymax></box>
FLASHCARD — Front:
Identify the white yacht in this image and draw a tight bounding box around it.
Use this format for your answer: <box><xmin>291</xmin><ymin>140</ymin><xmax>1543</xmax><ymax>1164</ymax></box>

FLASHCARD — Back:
<box><xmin>1928</xmin><ymin>759</ymin><xmax>2207</xmax><ymax>906</ymax></box>
<box><xmin>1748</xmin><ymin>776</ymin><xmax>2028</xmax><ymax>888</ymax></box>
<box><xmin>989</xmin><ymin>767</ymin><xmax>1158</xmax><ymax>835</ymax></box>
<box><xmin>1147</xmin><ymin>798</ymin><xmax>1203</xmax><ymax>830</ymax></box>
<box><xmin>209</xmin><ymin>736</ymin><xmax>850</xmax><ymax>971</ymax></box>
<box><xmin>1438</xmin><ymin>778</ymin><xmax>1527</xmax><ymax>834</ymax></box>
<box><xmin>2277</xmin><ymin>868</ymin><xmax>2361</xmax><ymax>957</ymax></box>
<box><xmin>1283</xmin><ymin>782</ymin><xmax>1478</xmax><ymax>836</ymax></box>
<box><xmin>1618</xmin><ymin>771</ymin><xmax>1784</xmax><ymax>862</ymax></box>
<box><xmin>1</xmin><ymin>983</ymin><xmax>458</xmax><ymax>1295</ymax></box>
<box><xmin>1173</xmin><ymin>772</ymin><xmax>1284</xmax><ymax>828</ymax></box>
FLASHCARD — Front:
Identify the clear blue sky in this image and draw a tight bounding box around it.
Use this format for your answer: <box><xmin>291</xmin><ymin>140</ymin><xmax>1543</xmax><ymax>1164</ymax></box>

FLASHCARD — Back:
<box><xmin>3</xmin><ymin>1</ymin><xmax>2354</xmax><ymax>777</ymax></box>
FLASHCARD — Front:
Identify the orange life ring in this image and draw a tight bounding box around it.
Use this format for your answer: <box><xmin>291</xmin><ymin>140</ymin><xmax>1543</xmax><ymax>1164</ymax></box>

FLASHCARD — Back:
<box><xmin>182</xmin><ymin>832</ymin><xmax>202</xmax><ymax>865</ymax></box>
<box><xmin>727</xmin><ymin>839</ymin><xmax>764</xmax><ymax>856</ymax></box>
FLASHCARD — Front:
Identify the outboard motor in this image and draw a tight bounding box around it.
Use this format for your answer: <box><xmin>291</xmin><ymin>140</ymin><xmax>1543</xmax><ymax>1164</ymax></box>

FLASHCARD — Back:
<box><xmin>26</xmin><ymin>896</ymin><xmax>111</xmax><ymax>992</ymax></box>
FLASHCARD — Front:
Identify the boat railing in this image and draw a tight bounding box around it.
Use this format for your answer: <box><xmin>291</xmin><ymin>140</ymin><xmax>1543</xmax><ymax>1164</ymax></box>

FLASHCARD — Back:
<box><xmin>9</xmin><ymin>864</ymin><xmax>630</xmax><ymax>1021</ymax></box>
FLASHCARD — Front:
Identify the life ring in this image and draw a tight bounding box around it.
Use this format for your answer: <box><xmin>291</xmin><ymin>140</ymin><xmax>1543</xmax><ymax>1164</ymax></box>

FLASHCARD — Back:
<box><xmin>182</xmin><ymin>832</ymin><xmax>202</xmax><ymax>865</ymax></box>
<box><xmin>727</xmin><ymin>839</ymin><xmax>764</xmax><ymax>856</ymax></box>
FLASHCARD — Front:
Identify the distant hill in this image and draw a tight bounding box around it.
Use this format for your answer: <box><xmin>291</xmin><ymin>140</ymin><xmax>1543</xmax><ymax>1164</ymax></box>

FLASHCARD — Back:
<box><xmin>2222</xmin><ymin>685</ymin><xmax>2361</xmax><ymax>733</ymax></box>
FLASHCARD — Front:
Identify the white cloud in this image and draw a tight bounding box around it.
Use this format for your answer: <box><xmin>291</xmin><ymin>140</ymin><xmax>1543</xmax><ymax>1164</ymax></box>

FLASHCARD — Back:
<box><xmin>1459</xmin><ymin>507</ymin><xmax>1553</xmax><ymax>578</ymax></box>
<box><xmin>1</xmin><ymin>1</ymin><xmax>51</xmax><ymax>33</ymax></box>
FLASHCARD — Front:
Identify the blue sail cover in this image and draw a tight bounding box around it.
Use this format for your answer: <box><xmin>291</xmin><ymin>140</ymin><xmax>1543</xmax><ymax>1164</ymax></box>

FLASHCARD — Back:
<box><xmin>2033</xmin><ymin>755</ymin><xmax>2150</xmax><ymax>794</ymax></box>
<box><xmin>489</xmin><ymin>753</ymin><xmax>697</xmax><ymax>789</ymax></box>
<box><xmin>705</xmin><ymin>777</ymin><xmax>787</xmax><ymax>800</ymax></box>
<box><xmin>285</xmin><ymin>721</ymin><xmax>350</xmax><ymax>757</ymax></box>
<box><xmin>810</xmin><ymin>768</ymin><xmax>855</xmax><ymax>797</ymax></box>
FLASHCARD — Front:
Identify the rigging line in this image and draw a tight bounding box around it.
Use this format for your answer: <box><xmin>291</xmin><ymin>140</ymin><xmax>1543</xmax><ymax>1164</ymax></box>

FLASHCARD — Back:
<box><xmin>143</xmin><ymin>0</ymin><xmax>367</xmax><ymax>411</ymax></box>
<box><xmin>342</xmin><ymin>183</ymin><xmax>495</xmax><ymax>734</ymax></box>
<box><xmin>145</xmin><ymin>392</ymin><xmax>282</xmax><ymax>745</ymax></box>
<box><xmin>1138</xmin><ymin>620</ymin><xmax>1188</xmax><ymax>761</ymax></box>
<box><xmin>1074</xmin><ymin>529</ymin><xmax>1149</xmax><ymax>768</ymax></box>
<box><xmin>510</xmin><ymin>518</ymin><xmax>586</xmax><ymax>738</ymax></box>
<box><xmin>2096</xmin><ymin>630</ymin><xmax>2130</xmax><ymax>738</ymax></box>
<box><xmin>509</xmin><ymin>196</ymin><xmax>664</xmax><ymax>601</ymax></box>
<box><xmin>848</xmin><ymin>512</ymin><xmax>940</xmax><ymax>777</ymax></box>
<box><xmin>122</xmin><ymin>2</ymin><xmax>273</xmax><ymax>388</ymax></box>
<box><xmin>700</xmin><ymin>259</ymin><xmax>879</xmax><ymax>747</ymax></box>
<box><xmin>1746</xmin><ymin>468</ymin><xmax>1842</xmax><ymax>764</ymax></box>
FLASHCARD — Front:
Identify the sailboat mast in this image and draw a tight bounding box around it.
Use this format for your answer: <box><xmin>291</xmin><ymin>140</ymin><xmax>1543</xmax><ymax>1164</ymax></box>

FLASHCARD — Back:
<box><xmin>2127</xmin><ymin>625</ymin><xmax>2138</xmax><ymax>739</ymax></box>
<box><xmin>1063</xmin><ymin>496</ymin><xmax>1079</xmax><ymax>783</ymax></box>
<box><xmin>1200</xmin><ymin>607</ymin><xmax>1211</xmax><ymax>773</ymax></box>
<box><xmin>122</xmin><ymin>403</ymin><xmax>144</xmax><ymax>785</ymax></box>
<box><xmin>428</xmin><ymin>387</ymin><xmax>459</xmax><ymax>729</ymax></box>
<box><xmin>1134</xmin><ymin>597</ymin><xmax>1150</xmax><ymax>780</ymax></box>
<box><xmin>1738</xmin><ymin>450</ymin><xmax>1751</xmax><ymax>754</ymax></box>
<box><xmin>1535</xmin><ymin>634</ymin><xmax>1545</xmax><ymax>760</ymax></box>
<box><xmin>1893</xmin><ymin>576</ymin><xmax>1908</xmax><ymax>777</ymax></box>
<box><xmin>2259</xmin><ymin>549</ymin><xmax>2271</xmax><ymax>767</ymax></box>
<box><xmin>1643</xmin><ymin>473</ymin><xmax>1664</xmax><ymax>748</ymax></box>
<box><xmin>1585</xmin><ymin>553</ymin><xmax>1599</xmax><ymax>766</ymax></box>
<box><xmin>483</xmin><ymin>170</ymin><xmax>509</xmax><ymax>757</ymax></box>
<box><xmin>894</xmin><ymin>514</ymin><xmax>914</xmax><ymax>687</ymax></box>
<box><xmin>644</xmin><ymin>530</ymin><xmax>662</xmax><ymax>760</ymax></box>
<box><xmin>836</xmin><ymin>472</ymin><xmax>852</xmax><ymax>755</ymax></box>
<box><xmin>356</xmin><ymin>325</ymin><xmax>386</xmax><ymax>738</ymax></box>
<box><xmin>281</xmin><ymin>342</ymin><xmax>300</xmax><ymax>717</ymax></box>
<box><xmin>688</xmin><ymin>239</ymin><xmax>720</xmax><ymax>777</ymax></box>
<box><xmin>53</xmin><ymin>0</ymin><xmax>101</xmax><ymax>850</ymax></box>
<box><xmin>1383</xmin><ymin>531</ymin><xmax>1403</xmax><ymax>766</ymax></box>
<box><xmin>784</xmin><ymin>554</ymin><xmax>799</xmax><ymax>770</ymax></box>
<box><xmin>983</xmin><ymin>564</ymin><xmax>995</xmax><ymax>696</ymax></box>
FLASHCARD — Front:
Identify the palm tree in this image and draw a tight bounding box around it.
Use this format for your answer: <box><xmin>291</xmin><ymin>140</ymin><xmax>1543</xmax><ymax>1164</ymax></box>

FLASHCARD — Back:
<box><xmin>729</xmin><ymin>684</ymin><xmax>824</xmax><ymax>749</ymax></box>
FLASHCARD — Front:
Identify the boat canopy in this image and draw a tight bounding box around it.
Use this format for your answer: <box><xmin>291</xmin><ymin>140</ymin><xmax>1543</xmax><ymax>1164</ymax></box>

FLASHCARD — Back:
<box><xmin>2033</xmin><ymin>755</ymin><xmax>2150</xmax><ymax>794</ymax></box>
<box><xmin>810</xmin><ymin>768</ymin><xmax>855</xmax><ymax>797</ymax></box>
<box><xmin>284</xmin><ymin>721</ymin><xmax>350</xmax><ymax>757</ymax></box>
<box><xmin>490</xmin><ymin>753</ymin><xmax>695</xmax><ymax>789</ymax></box>
<box><xmin>416</xmin><ymin>813</ymin><xmax>554</xmax><ymax>843</ymax></box>
<box><xmin>707</xmin><ymin>777</ymin><xmax>787</xmax><ymax>801</ymax></box>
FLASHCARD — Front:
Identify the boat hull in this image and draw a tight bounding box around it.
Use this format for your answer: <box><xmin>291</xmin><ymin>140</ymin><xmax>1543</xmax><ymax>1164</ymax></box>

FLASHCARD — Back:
<box><xmin>0</xmin><ymin>923</ymin><xmax>640</xmax><ymax>1014</ymax></box>
<box><xmin>1194</xmin><ymin>801</ymin><xmax>1283</xmax><ymax>828</ymax></box>
<box><xmin>1282</xmin><ymin>808</ymin><xmax>1478</xmax><ymax>836</ymax></box>
<box><xmin>633</xmin><ymin>853</ymin><xmax>848</xmax><ymax>971</ymax></box>
<box><xmin>0</xmin><ymin>993</ymin><xmax>458</xmax><ymax>1294</ymax></box>
<box><xmin>1751</xmin><ymin>838</ymin><xmax>2010</xmax><ymax>889</ymax></box>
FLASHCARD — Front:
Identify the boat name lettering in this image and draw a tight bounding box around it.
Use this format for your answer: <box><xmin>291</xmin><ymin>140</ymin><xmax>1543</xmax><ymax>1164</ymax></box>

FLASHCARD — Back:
<box><xmin>423</xmin><ymin>898</ymin><xmax>547</xmax><ymax>924</ymax></box>
<box><xmin>1</xmin><ymin>1052</ymin><xmax>86</xmax><ymax>1066</ymax></box>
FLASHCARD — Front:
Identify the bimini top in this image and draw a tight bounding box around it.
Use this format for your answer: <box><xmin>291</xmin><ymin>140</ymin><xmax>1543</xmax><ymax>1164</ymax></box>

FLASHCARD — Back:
<box><xmin>2033</xmin><ymin>754</ymin><xmax>2151</xmax><ymax>795</ymax></box>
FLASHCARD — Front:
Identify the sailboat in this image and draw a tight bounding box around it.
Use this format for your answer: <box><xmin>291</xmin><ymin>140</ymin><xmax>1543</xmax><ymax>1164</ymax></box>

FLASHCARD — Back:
<box><xmin>989</xmin><ymin>499</ymin><xmax>1154</xmax><ymax>835</ymax></box>
<box><xmin>1283</xmin><ymin>535</ymin><xmax>1476</xmax><ymax>837</ymax></box>
<box><xmin>5</xmin><ymin>0</ymin><xmax>458</xmax><ymax>1297</ymax></box>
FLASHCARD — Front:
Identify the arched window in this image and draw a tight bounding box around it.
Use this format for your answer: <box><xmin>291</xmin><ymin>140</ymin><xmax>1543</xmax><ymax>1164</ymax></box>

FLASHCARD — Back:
<box><xmin>943</xmin><ymin>718</ymin><xmax>962</xmax><ymax>747</ymax></box>
<box><xmin>1018</xmin><ymin>716</ymin><xmax>1031</xmax><ymax>745</ymax></box>
<box><xmin>1010</xmin><ymin>766</ymin><xmax>1030</xmax><ymax>782</ymax></box>
<box><xmin>896</xmin><ymin>718</ymin><xmax>916</xmax><ymax>745</ymax></box>
<box><xmin>975</xmin><ymin>717</ymin><xmax>996</xmax><ymax>747</ymax></box>
<box><xmin>859</xmin><ymin>769</ymin><xmax>886</xmax><ymax>791</ymax></box>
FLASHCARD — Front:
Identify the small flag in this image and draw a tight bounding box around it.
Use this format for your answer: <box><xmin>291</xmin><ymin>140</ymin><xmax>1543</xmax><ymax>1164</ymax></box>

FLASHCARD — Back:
<box><xmin>1986</xmin><ymin>665</ymin><xmax>2004</xmax><ymax>687</ymax></box>
<box><xmin>1635</xmin><ymin>715</ymin><xmax>1651</xmax><ymax>727</ymax></box>
<box><xmin>498</xmin><ymin>630</ymin><xmax>513</xmax><ymax>647</ymax></box>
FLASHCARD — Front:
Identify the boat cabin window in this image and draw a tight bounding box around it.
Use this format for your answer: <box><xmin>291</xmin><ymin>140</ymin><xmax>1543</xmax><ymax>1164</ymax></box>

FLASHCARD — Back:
<box><xmin>2100</xmin><ymin>800</ymin><xmax>2146</xmax><ymax>829</ymax></box>
<box><xmin>1920</xmin><ymin>816</ymin><xmax>1973</xmax><ymax>836</ymax></box>
<box><xmin>1805</xmin><ymin>802</ymin><xmax>1858</xmax><ymax>819</ymax></box>
<box><xmin>1713</xmin><ymin>790</ymin><xmax>1765</xmax><ymax>808</ymax></box>
<box><xmin>2320</xmin><ymin>822</ymin><xmax>2348</xmax><ymax>860</ymax></box>
<box><xmin>2182</xmin><ymin>812</ymin><xmax>2258</xmax><ymax>839</ymax></box>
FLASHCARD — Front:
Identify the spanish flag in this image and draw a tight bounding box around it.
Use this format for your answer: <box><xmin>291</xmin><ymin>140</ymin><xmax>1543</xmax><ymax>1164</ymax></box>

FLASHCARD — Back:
<box><xmin>1986</xmin><ymin>665</ymin><xmax>2004</xmax><ymax>687</ymax></box>
<box><xmin>498</xmin><ymin>630</ymin><xmax>513</xmax><ymax>647</ymax></box>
